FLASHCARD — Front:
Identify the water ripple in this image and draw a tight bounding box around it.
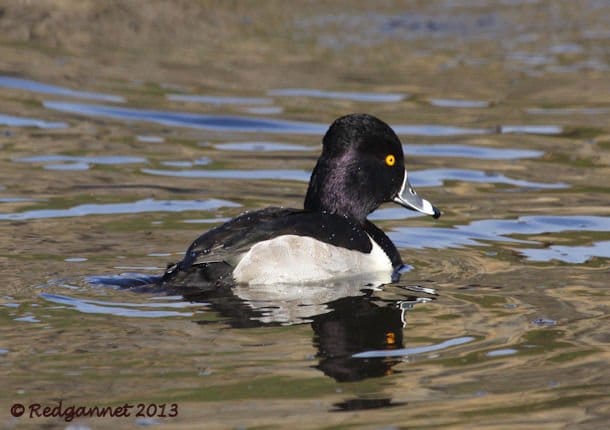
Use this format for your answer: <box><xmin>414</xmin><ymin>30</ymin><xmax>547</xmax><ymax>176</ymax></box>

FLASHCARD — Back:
<box><xmin>520</xmin><ymin>241</ymin><xmax>610</xmax><ymax>263</ymax></box>
<box><xmin>0</xmin><ymin>197</ymin><xmax>43</xmax><ymax>203</ymax></box>
<box><xmin>40</xmin><ymin>293</ymin><xmax>197</xmax><ymax>318</ymax></box>
<box><xmin>167</xmin><ymin>94</ymin><xmax>273</xmax><ymax>105</ymax></box>
<box><xmin>43</xmin><ymin>162</ymin><xmax>90</xmax><ymax>171</ymax></box>
<box><xmin>141</xmin><ymin>167</ymin><xmax>564</xmax><ymax>189</ymax></box>
<box><xmin>0</xmin><ymin>76</ymin><xmax>125</xmax><ymax>103</ymax></box>
<box><xmin>0</xmin><ymin>198</ymin><xmax>240</xmax><ymax>221</ymax></box>
<box><xmin>500</xmin><ymin>125</ymin><xmax>563</xmax><ymax>135</ymax></box>
<box><xmin>406</xmin><ymin>144</ymin><xmax>543</xmax><ymax>159</ymax></box>
<box><xmin>15</xmin><ymin>155</ymin><xmax>147</xmax><ymax>166</ymax></box>
<box><xmin>0</xmin><ymin>113</ymin><xmax>66</xmax><ymax>129</ymax></box>
<box><xmin>527</xmin><ymin>107</ymin><xmax>610</xmax><ymax>115</ymax></box>
<box><xmin>392</xmin><ymin>215</ymin><xmax>610</xmax><ymax>263</ymax></box>
<box><xmin>43</xmin><ymin>101</ymin><xmax>494</xmax><ymax>136</ymax></box>
<box><xmin>214</xmin><ymin>142</ymin><xmax>315</xmax><ymax>152</ymax></box>
<box><xmin>429</xmin><ymin>98</ymin><xmax>490</xmax><ymax>108</ymax></box>
<box><xmin>142</xmin><ymin>168</ymin><xmax>311</xmax><ymax>182</ymax></box>
<box><xmin>393</xmin><ymin>124</ymin><xmax>491</xmax><ymax>136</ymax></box>
<box><xmin>411</xmin><ymin>168</ymin><xmax>566</xmax><ymax>189</ymax></box>
<box><xmin>268</xmin><ymin>88</ymin><xmax>406</xmax><ymax>102</ymax></box>
<box><xmin>44</xmin><ymin>100</ymin><xmax>326</xmax><ymax>134</ymax></box>
<box><xmin>486</xmin><ymin>348</ymin><xmax>518</xmax><ymax>357</ymax></box>
<box><xmin>352</xmin><ymin>336</ymin><xmax>475</xmax><ymax>358</ymax></box>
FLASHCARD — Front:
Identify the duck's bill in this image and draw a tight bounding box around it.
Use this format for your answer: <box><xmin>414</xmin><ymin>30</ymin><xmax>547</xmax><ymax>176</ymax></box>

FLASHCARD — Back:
<box><xmin>393</xmin><ymin>171</ymin><xmax>441</xmax><ymax>218</ymax></box>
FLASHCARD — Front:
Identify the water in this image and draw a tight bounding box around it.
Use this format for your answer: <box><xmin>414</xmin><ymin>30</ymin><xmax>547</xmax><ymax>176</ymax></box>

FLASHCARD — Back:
<box><xmin>428</xmin><ymin>99</ymin><xmax>490</xmax><ymax>108</ymax></box>
<box><xmin>0</xmin><ymin>76</ymin><xmax>125</xmax><ymax>103</ymax></box>
<box><xmin>268</xmin><ymin>88</ymin><xmax>407</xmax><ymax>103</ymax></box>
<box><xmin>43</xmin><ymin>100</ymin><xmax>496</xmax><ymax>136</ymax></box>
<box><xmin>1</xmin><ymin>1</ymin><xmax>609</xmax><ymax>428</ymax></box>
<box><xmin>0</xmin><ymin>198</ymin><xmax>239</xmax><ymax>221</ymax></box>
<box><xmin>167</xmin><ymin>94</ymin><xmax>273</xmax><ymax>105</ymax></box>
<box><xmin>0</xmin><ymin>113</ymin><xmax>66</xmax><ymax>129</ymax></box>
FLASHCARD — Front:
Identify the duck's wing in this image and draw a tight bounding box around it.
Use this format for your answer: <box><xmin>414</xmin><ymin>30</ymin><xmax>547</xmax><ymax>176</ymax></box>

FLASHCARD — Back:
<box><xmin>177</xmin><ymin>207</ymin><xmax>301</xmax><ymax>268</ymax></box>
<box><xmin>163</xmin><ymin>207</ymin><xmax>374</xmax><ymax>280</ymax></box>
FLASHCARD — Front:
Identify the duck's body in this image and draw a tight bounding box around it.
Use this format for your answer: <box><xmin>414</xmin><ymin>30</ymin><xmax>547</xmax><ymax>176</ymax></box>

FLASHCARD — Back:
<box><xmin>161</xmin><ymin>114</ymin><xmax>440</xmax><ymax>287</ymax></box>
<box><xmin>163</xmin><ymin>207</ymin><xmax>401</xmax><ymax>286</ymax></box>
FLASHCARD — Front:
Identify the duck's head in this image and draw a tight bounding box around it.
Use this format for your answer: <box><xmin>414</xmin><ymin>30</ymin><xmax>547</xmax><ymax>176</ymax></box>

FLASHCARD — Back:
<box><xmin>304</xmin><ymin>113</ymin><xmax>441</xmax><ymax>223</ymax></box>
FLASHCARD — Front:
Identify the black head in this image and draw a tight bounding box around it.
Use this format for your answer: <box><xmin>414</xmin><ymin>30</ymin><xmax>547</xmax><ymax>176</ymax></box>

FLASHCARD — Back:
<box><xmin>304</xmin><ymin>113</ymin><xmax>440</xmax><ymax>223</ymax></box>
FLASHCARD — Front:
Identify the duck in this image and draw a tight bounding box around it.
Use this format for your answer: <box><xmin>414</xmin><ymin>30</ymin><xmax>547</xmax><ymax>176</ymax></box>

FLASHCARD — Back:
<box><xmin>161</xmin><ymin>113</ymin><xmax>440</xmax><ymax>287</ymax></box>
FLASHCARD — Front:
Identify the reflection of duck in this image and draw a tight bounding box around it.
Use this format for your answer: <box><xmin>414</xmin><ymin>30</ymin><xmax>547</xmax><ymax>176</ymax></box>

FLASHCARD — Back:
<box><xmin>312</xmin><ymin>295</ymin><xmax>405</xmax><ymax>382</ymax></box>
<box><xmin>162</xmin><ymin>114</ymin><xmax>440</xmax><ymax>287</ymax></box>
<box><xmin>229</xmin><ymin>275</ymin><xmax>391</xmax><ymax>325</ymax></box>
<box><xmin>177</xmin><ymin>280</ymin><xmax>432</xmax><ymax>382</ymax></box>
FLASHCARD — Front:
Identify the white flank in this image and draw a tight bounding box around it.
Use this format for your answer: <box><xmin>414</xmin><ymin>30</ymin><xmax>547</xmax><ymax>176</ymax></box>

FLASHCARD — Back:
<box><xmin>233</xmin><ymin>234</ymin><xmax>392</xmax><ymax>285</ymax></box>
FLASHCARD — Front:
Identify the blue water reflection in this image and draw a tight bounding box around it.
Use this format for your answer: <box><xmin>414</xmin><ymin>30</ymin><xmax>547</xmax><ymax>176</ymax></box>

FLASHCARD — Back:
<box><xmin>500</xmin><ymin>125</ymin><xmax>563</xmax><ymax>135</ymax></box>
<box><xmin>15</xmin><ymin>155</ymin><xmax>146</xmax><ymax>164</ymax></box>
<box><xmin>406</xmin><ymin>144</ymin><xmax>543</xmax><ymax>159</ymax></box>
<box><xmin>43</xmin><ymin>101</ymin><xmax>493</xmax><ymax>136</ymax></box>
<box><xmin>44</xmin><ymin>101</ymin><xmax>326</xmax><ymax>134</ymax></box>
<box><xmin>0</xmin><ymin>76</ymin><xmax>124</xmax><ymax>103</ymax></box>
<box><xmin>40</xmin><ymin>293</ymin><xmax>197</xmax><ymax>318</ymax></box>
<box><xmin>142</xmin><ymin>168</ymin><xmax>311</xmax><ymax>182</ymax></box>
<box><xmin>429</xmin><ymin>99</ymin><xmax>489</xmax><ymax>108</ymax></box>
<box><xmin>392</xmin><ymin>215</ymin><xmax>610</xmax><ymax>249</ymax></box>
<box><xmin>520</xmin><ymin>241</ymin><xmax>610</xmax><ymax>263</ymax></box>
<box><xmin>141</xmin><ymin>167</ymin><xmax>565</xmax><ymax>189</ymax></box>
<box><xmin>353</xmin><ymin>336</ymin><xmax>475</xmax><ymax>358</ymax></box>
<box><xmin>212</xmin><ymin>142</ymin><xmax>541</xmax><ymax>158</ymax></box>
<box><xmin>42</xmin><ymin>100</ymin><xmax>569</xmax><ymax>138</ymax></box>
<box><xmin>0</xmin><ymin>113</ymin><xmax>66</xmax><ymax>129</ymax></box>
<box><xmin>214</xmin><ymin>142</ymin><xmax>315</xmax><ymax>152</ymax></box>
<box><xmin>0</xmin><ymin>198</ymin><xmax>239</xmax><ymax>221</ymax></box>
<box><xmin>268</xmin><ymin>88</ymin><xmax>406</xmax><ymax>102</ymax></box>
<box><xmin>392</xmin><ymin>124</ymin><xmax>490</xmax><ymax>136</ymax></box>
<box><xmin>391</xmin><ymin>215</ymin><xmax>610</xmax><ymax>263</ymax></box>
<box><xmin>167</xmin><ymin>94</ymin><xmax>273</xmax><ymax>105</ymax></box>
<box><xmin>527</xmin><ymin>107</ymin><xmax>610</xmax><ymax>115</ymax></box>
<box><xmin>0</xmin><ymin>197</ymin><xmax>42</xmax><ymax>203</ymax></box>
<box><xmin>14</xmin><ymin>155</ymin><xmax>147</xmax><ymax>170</ymax></box>
<box><xmin>411</xmin><ymin>168</ymin><xmax>567</xmax><ymax>189</ymax></box>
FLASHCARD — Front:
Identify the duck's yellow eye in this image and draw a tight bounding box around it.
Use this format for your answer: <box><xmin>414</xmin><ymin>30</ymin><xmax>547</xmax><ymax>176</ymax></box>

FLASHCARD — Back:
<box><xmin>385</xmin><ymin>154</ymin><xmax>396</xmax><ymax>166</ymax></box>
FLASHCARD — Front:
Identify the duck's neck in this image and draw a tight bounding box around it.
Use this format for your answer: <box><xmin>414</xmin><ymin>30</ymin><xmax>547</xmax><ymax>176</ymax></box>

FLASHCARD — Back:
<box><xmin>304</xmin><ymin>160</ymin><xmax>374</xmax><ymax>224</ymax></box>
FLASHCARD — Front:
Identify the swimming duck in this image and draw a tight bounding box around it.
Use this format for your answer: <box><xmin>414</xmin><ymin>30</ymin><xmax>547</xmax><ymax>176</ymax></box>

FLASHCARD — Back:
<box><xmin>161</xmin><ymin>113</ymin><xmax>440</xmax><ymax>286</ymax></box>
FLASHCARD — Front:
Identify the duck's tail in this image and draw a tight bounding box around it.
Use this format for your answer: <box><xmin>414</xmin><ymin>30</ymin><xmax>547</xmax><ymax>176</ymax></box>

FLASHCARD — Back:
<box><xmin>158</xmin><ymin>260</ymin><xmax>234</xmax><ymax>289</ymax></box>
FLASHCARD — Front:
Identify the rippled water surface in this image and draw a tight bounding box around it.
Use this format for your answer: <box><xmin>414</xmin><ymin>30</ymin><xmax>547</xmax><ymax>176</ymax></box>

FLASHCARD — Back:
<box><xmin>1</xmin><ymin>1</ymin><xmax>609</xmax><ymax>429</ymax></box>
